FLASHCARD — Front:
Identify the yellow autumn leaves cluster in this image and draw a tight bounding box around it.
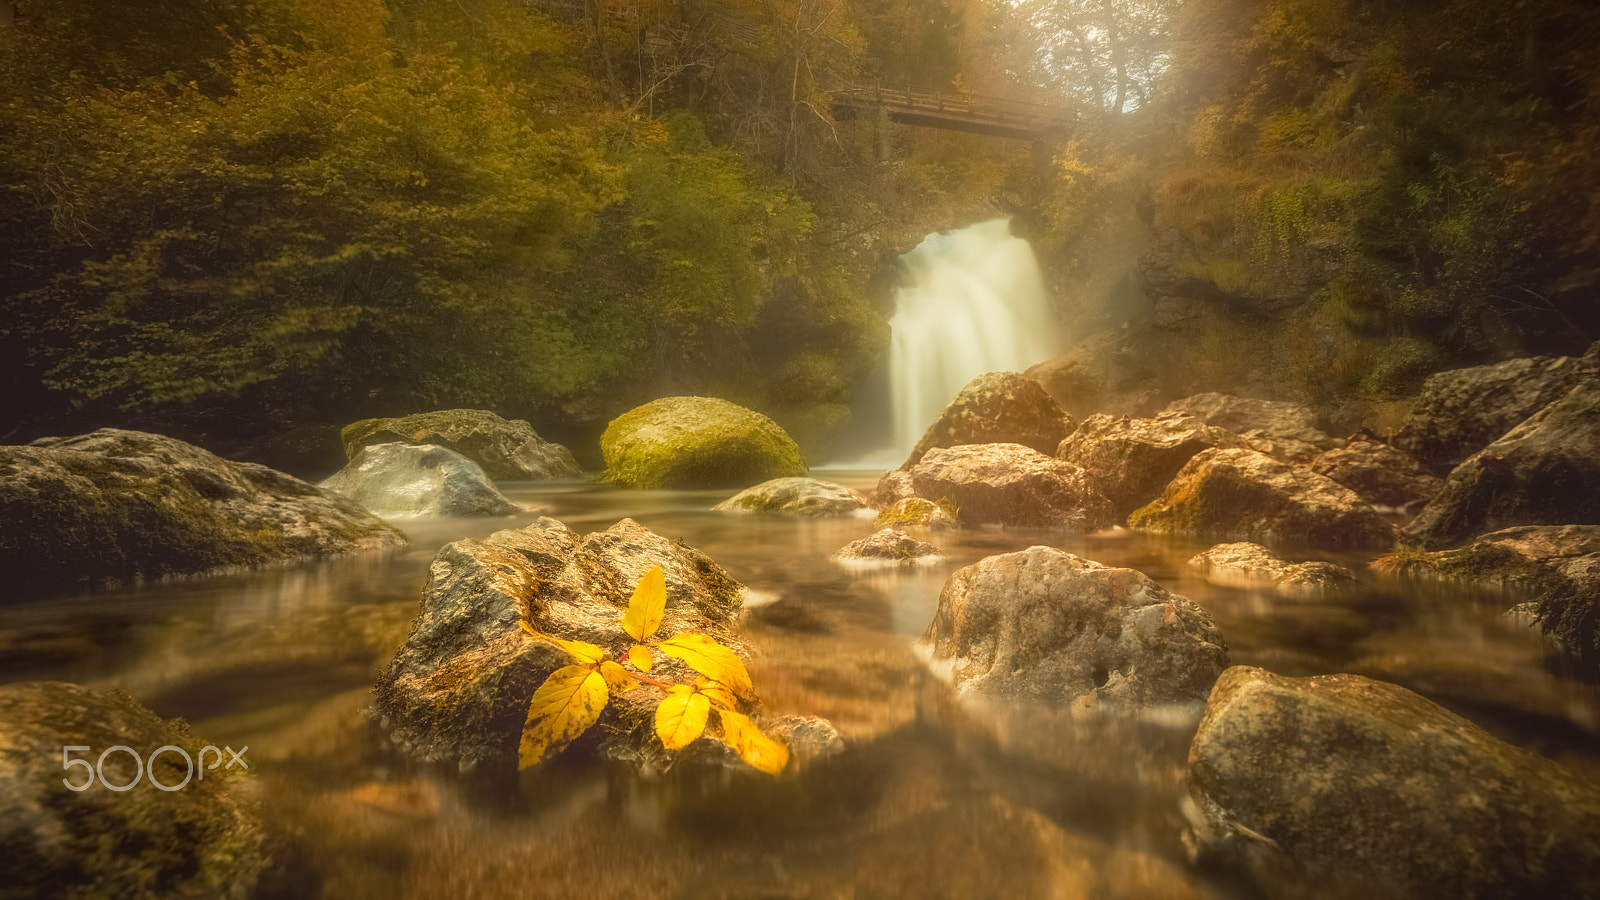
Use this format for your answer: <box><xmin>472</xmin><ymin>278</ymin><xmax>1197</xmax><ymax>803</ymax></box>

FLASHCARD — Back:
<box><xmin>519</xmin><ymin>564</ymin><xmax>788</xmax><ymax>774</ymax></box>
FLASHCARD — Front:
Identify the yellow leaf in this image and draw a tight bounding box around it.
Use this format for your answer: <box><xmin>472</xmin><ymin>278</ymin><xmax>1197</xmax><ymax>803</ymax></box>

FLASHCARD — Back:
<box><xmin>655</xmin><ymin>689</ymin><xmax>710</xmax><ymax>750</ymax></box>
<box><xmin>716</xmin><ymin>709</ymin><xmax>788</xmax><ymax>775</ymax></box>
<box><xmin>518</xmin><ymin>664</ymin><xmax>608</xmax><ymax>769</ymax></box>
<box><xmin>599</xmin><ymin>660</ymin><xmax>637</xmax><ymax>693</ymax></box>
<box><xmin>626</xmin><ymin>643</ymin><xmax>653</xmax><ymax>673</ymax></box>
<box><xmin>620</xmin><ymin>564</ymin><xmax>667</xmax><ymax>643</ymax></box>
<box><xmin>520</xmin><ymin>621</ymin><xmax>604</xmax><ymax>664</ymax></box>
<box><xmin>696</xmin><ymin>675</ymin><xmax>738</xmax><ymax>710</ymax></box>
<box><xmin>658</xmin><ymin>633</ymin><xmax>755</xmax><ymax>701</ymax></box>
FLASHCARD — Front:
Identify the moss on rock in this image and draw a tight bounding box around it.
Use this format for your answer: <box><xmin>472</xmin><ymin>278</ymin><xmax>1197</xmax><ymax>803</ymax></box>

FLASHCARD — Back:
<box><xmin>600</xmin><ymin>397</ymin><xmax>807</xmax><ymax>489</ymax></box>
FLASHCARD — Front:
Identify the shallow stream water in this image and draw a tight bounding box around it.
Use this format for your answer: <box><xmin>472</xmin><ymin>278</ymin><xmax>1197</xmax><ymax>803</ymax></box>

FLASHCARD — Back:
<box><xmin>4</xmin><ymin>470</ymin><xmax>1597</xmax><ymax>898</ymax></box>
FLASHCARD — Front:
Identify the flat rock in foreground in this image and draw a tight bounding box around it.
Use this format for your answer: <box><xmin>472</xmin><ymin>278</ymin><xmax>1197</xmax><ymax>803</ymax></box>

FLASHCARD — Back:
<box><xmin>713</xmin><ymin>477</ymin><xmax>869</xmax><ymax>516</ymax></box>
<box><xmin>1</xmin><ymin>429</ymin><xmax>405</xmax><ymax>598</ymax></box>
<box><xmin>1186</xmin><ymin>666</ymin><xmax>1600</xmax><ymax>899</ymax></box>
<box><xmin>831</xmin><ymin>528</ymin><xmax>942</xmax><ymax>566</ymax></box>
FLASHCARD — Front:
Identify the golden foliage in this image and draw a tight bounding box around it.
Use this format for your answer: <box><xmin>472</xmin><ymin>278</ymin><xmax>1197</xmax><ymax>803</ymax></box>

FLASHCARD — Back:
<box><xmin>518</xmin><ymin>664</ymin><xmax>609</xmax><ymax>767</ymax></box>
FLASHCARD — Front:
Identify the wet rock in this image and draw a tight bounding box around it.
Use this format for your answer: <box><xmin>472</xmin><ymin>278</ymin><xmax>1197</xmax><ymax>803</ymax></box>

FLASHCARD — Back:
<box><xmin>1185</xmin><ymin>666</ymin><xmax>1600</xmax><ymax>899</ymax></box>
<box><xmin>1404</xmin><ymin>382</ymin><xmax>1600</xmax><ymax>550</ymax></box>
<box><xmin>1188</xmin><ymin>542</ymin><xmax>1358</xmax><ymax>595</ymax></box>
<box><xmin>1393</xmin><ymin>350</ymin><xmax>1595</xmax><ymax>474</ymax></box>
<box><xmin>341</xmin><ymin>409</ymin><xmax>580</xmax><ymax>480</ymax></box>
<box><xmin>830</xmin><ymin>528</ymin><xmax>942</xmax><ymax>566</ymax></box>
<box><xmin>1</xmin><ymin>429</ymin><xmax>405</xmax><ymax>598</ymax></box>
<box><xmin>900</xmin><ymin>371</ymin><xmax>1075</xmax><ymax>469</ymax></box>
<box><xmin>319</xmin><ymin>443</ymin><xmax>522</xmax><ymax>518</ymax></box>
<box><xmin>0</xmin><ymin>681</ymin><xmax>273</xmax><ymax>898</ymax></box>
<box><xmin>1308</xmin><ymin>440</ymin><xmax>1441</xmax><ymax>512</ymax></box>
<box><xmin>870</xmin><ymin>469</ymin><xmax>916</xmax><ymax>507</ymax></box>
<box><xmin>713</xmin><ymin>477</ymin><xmax>869</xmax><ymax>517</ymax></box>
<box><xmin>907</xmin><ymin>443</ymin><xmax>1116</xmax><ymax>530</ymax></box>
<box><xmin>374</xmin><ymin>517</ymin><xmax>761</xmax><ymax>775</ymax></box>
<box><xmin>1161</xmin><ymin>393</ymin><xmax>1339</xmax><ymax>463</ymax></box>
<box><xmin>1129</xmin><ymin>448</ymin><xmax>1395</xmax><ymax>551</ymax></box>
<box><xmin>764</xmin><ymin>715</ymin><xmax>846</xmax><ymax>769</ymax></box>
<box><xmin>875</xmin><ymin>497</ymin><xmax>957</xmax><ymax>530</ymax></box>
<box><xmin>923</xmin><ymin>547</ymin><xmax>1229</xmax><ymax>713</ymax></box>
<box><xmin>600</xmin><ymin>397</ymin><xmax>807</xmax><ymax>489</ymax></box>
<box><xmin>1058</xmin><ymin>413</ymin><xmax>1245</xmax><ymax>519</ymax></box>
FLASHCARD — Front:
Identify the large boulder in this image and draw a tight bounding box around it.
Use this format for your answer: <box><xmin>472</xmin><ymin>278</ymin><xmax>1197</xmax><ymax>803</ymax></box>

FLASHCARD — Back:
<box><xmin>319</xmin><ymin>443</ymin><xmax>522</xmax><ymax>518</ymax></box>
<box><xmin>1057</xmin><ymin>413</ymin><xmax>1245</xmax><ymax>519</ymax></box>
<box><xmin>1393</xmin><ymin>349</ymin><xmax>1596</xmax><ymax>474</ymax></box>
<box><xmin>713</xmin><ymin>477</ymin><xmax>869</xmax><ymax>517</ymax></box>
<box><xmin>907</xmin><ymin>443</ymin><xmax>1116</xmax><ymax>530</ymax></box>
<box><xmin>1185</xmin><ymin>666</ymin><xmax>1600</xmax><ymax>899</ymax></box>
<box><xmin>1404</xmin><ymin>382</ymin><xmax>1600</xmax><ymax>550</ymax></box>
<box><xmin>601</xmin><ymin>397</ymin><xmax>807</xmax><ymax>489</ymax></box>
<box><xmin>1309</xmin><ymin>440</ymin><xmax>1441</xmax><ymax>512</ymax></box>
<box><xmin>1188</xmin><ymin>542</ymin><xmax>1358</xmax><ymax>595</ymax></box>
<box><xmin>830</xmin><ymin>528</ymin><xmax>942</xmax><ymax>566</ymax></box>
<box><xmin>900</xmin><ymin>371</ymin><xmax>1074</xmax><ymax>469</ymax></box>
<box><xmin>1</xmin><ymin>429</ymin><xmax>405</xmax><ymax>598</ymax></box>
<box><xmin>373</xmin><ymin>517</ymin><xmax>752</xmax><ymax>775</ymax></box>
<box><xmin>0</xmin><ymin>681</ymin><xmax>273</xmax><ymax>898</ymax></box>
<box><xmin>1128</xmin><ymin>448</ymin><xmax>1395</xmax><ymax>551</ymax></box>
<box><xmin>341</xmin><ymin>409</ymin><xmax>581</xmax><ymax>480</ymax></box>
<box><xmin>1160</xmin><ymin>392</ymin><xmax>1340</xmax><ymax>463</ymax></box>
<box><xmin>923</xmin><ymin>547</ymin><xmax>1229</xmax><ymax>714</ymax></box>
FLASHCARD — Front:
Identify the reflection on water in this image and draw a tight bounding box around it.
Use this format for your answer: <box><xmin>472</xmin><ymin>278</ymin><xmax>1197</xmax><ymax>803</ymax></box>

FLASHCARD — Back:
<box><xmin>2</xmin><ymin>470</ymin><xmax>1596</xmax><ymax>898</ymax></box>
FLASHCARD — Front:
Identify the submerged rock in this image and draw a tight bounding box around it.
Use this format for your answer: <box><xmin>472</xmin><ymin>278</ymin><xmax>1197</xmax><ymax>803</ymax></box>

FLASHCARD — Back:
<box><xmin>1057</xmin><ymin>412</ymin><xmax>1245</xmax><ymax>519</ymax></box>
<box><xmin>601</xmin><ymin>396</ymin><xmax>807</xmax><ymax>489</ymax></box>
<box><xmin>1392</xmin><ymin>349</ymin><xmax>1596</xmax><ymax>474</ymax></box>
<box><xmin>1309</xmin><ymin>439</ymin><xmax>1441</xmax><ymax>512</ymax></box>
<box><xmin>1185</xmin><ymin>666</ymin><xmax>1600</xmax><ymax>899</ymax></box>
<box><xmin>831</xmin><ymin>528</ymin><xmax>942</xmax><ymax>566</ymax></box>
<box><xmin>713</xmin><ymin>477</ymin><xmax>869</xmax><ymax>516</ymax></box>
<box><xmin>875</xmin><ymin>496</ymin><xmax>957</xmax><ymax>530</ymax></box>
<box><xmin>907</xmin><ymin>443</ymin><xmax>1116</xmax><ymax>530</ymax></box>
<box><xmin>373</xmin><ymin>517</ymin><xmax>763</xmax><ymax>775</ymax></box>
<box><xmin>900</xmin><ymin>371</ymin><xmax>1074</xmax><ymax>469</ymax></box>
<box><xmin>1160</xmin><ymin>393</ymin><xmax>1339</xmax><ymax>463</ymax></box>
<box><xmin>0</xmin><ymin>681</ymin><xmax>273</xmax><ymax>898</ymax></box>
<box><xmin>1</xmin><ymin>429</ymin><xmax>405</xmax><ymax>598</ymax></box>
<box><xmin>1188</xmin><ymin>542</ymin><xmax>1358</xmax><ymax>595</ymax></box>
<box><xmin>341</xmin><ymin>408</ymin><xmax>580</xmax><ymax>480</ymax></box>
<box><xmin>1404</xmin><ymin>382</ymin><xmax>1600</xmax><ymax>550</ymax></box>
<box><xmin>923</xmin><ymin>547</ymin><xmax>1229</xmax><ymax>714</ymax></box>
<box><xmin>320</xmin><ymin>442</ymin><xmax>522</xmax><ymax>518</ymax></box>
<box><xmin>1129</xmin><ymin>448</ymin><xmax>1395</xmax><ymax>551</ymax></box>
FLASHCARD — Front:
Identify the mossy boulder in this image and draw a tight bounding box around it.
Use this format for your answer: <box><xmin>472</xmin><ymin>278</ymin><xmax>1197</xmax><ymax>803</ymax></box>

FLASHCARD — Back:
<box><xmin>0</xmin><ymin>681</ymin><xmax>274</xmax><ymax>898</ymax></box>
<box><xmin>1186</xmin><ymin>666</ymin><xmax>1600</xmax><ymax>898</ymax></box>
<box><xmin>1188</xmin><ymin>542</ymin><xmax>1359</xmax><ymax>595</ymax></box>
<box><xmin>341</xmin><ymin>409</ymin><xmax>581</xmax><ymax>481</ymax></box>
<box><xmin>875</xmin><ymin>497</ymin><xmax>957</xmax><ymax>530</ymax></box>
<box><xmin>830</xmin><ymin>528</ymin><xmax>943</xmax><ymax>566</ymax></box>
<box><xmin>0</xmin><ymin>429</ymin><xmax>406</xmax><ymax>599</ymax></box>
<box><xmin>600</xmin><ymin>397</ymin><xmax>807</xmax><ymax>489</ymax></box>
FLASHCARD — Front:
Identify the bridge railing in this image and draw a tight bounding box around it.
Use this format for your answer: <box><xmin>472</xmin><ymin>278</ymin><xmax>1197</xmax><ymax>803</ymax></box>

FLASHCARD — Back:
<box><xmin>832</xmin><ymin>82</ymin><xmax>1077</xmax><ymax>132</ymax></box>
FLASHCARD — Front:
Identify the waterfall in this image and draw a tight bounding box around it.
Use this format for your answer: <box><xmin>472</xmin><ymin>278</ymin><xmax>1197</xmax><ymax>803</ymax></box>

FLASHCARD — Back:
<box><xmin>833</xmin><ymin>219</ymin><xmax>1057</xmax><ymax>467</ymax></box>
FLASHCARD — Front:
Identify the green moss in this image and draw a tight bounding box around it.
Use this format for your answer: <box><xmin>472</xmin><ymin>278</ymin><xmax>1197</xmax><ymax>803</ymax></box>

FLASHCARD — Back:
<box><xmin>600</xmin><ymin>396</ymin><xmax>806</xmax><ymax>489</ymax></box>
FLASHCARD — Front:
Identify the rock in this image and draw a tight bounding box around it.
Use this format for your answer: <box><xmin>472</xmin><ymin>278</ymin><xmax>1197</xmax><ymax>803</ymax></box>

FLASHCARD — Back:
<box><xmin>341</xmin><ymin>409</ymin><xmax>580</xmax><ymax>480</ymax></box>
<box><xmin>1188</xmin><ymin>542</ymin><xmax>1359</xmax><ymax>595</ymax></box>
<box><xmin>1161</xmin><ymin>393</ymin><xmax>1339</xmax><ymax>463</ymax></box>
<box><xmin>1374</xmin><ymin>525</ymin><xmax>1600</xmax><ymax>668</ymax></box>
<box><xmin>923</xmin><ymin>547</ymin><xmax>1229</xmax><ymax>713</ymax></box>
<box><xmin>875</xmin><ymin>497</ymin><xmax>957</xmax><ymax>530</ymax></box>
<box><xmin>1024</xmin><ymin>330</ymin><xmax>1169</xmax><ymax>421</ymax></box>
<box><xmin>1185</xmin><ymin>666</ymin><xmax>1600</xmax><ymax>899</ymax></box>
<box><xmin>0</xmin><ymin>681</ymin><xmax>273</xmax><ymax>898</ymax></box>
<box><xmin>1393</xmin><ymin>351</ymin><xmax>1594</xmax><ymax>474</ymax></box>
<box><xmin>870</xmin><ymin>469</ymin><xmax>916</xmax><ymax>507</ymax></box>
<box><xmin>1128</xmin><ymin>448</ymin><xmax>1395</xmax><ymax>551</ymax></box>
<box><xmin>374</xmin><ymin>517</ymin><xmax>764</xmax><ymax>775</ymax></box>
<box><xmin>764</xmin><ymin>715</ymin><xmax>846</xmax><ymax>769</ymax></box>
<box><xmin>1308</xmin><ymin>440</ymin><xmax>1442</xmax><ymax>512</ymax></box>
<box><xmin>900</xmin><ymin>371</ymin><xmax>1075</xmax><ymax>469</ymax></box>
<box><xmin>1</xmin><ymin>429</ymin><xmax>405</xmax><ymax>598</ymax></box>
<box><xmin>831</xmin><ymin>528</ymin><xmax>943</xmax><ymax>566</ymax></box>
<box><xmin>1057</xmin><ymin>413</ymin><xmax>1245</xmax><ymax>519</ymax></box>
<box><xmin>712</xmin><ymin>477</ymin><xmax>869</xmax><ymax>517</ymax></box>
<box><xmin>600</xmin><ymin>396</ymin><xmax>807</xmax><ymax>489</ymax></box>
<box><xmin>319</xmin><ymin>442</ymin><xmax>522</xmax><ymax>518</ymax></box>
<box><xmin>907</xmin><ymin>443</ymin><xmax>1116</xmax><ymax>530</ymax></box>
<box><xmin>1404</xmin><ymin>382</ymin><xmax>1600</xmax><ymax>550</ymax></box>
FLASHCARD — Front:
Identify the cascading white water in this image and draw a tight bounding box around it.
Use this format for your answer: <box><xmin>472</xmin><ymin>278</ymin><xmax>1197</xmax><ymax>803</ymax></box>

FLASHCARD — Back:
<box><xmin>840</xmin><ymin>219</ymin><xmax>1057</xmax><ymax>466</ymax></box>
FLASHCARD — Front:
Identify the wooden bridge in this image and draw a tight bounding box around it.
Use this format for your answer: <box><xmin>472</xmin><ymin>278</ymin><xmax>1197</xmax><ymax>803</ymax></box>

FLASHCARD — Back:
<box><xmin>831</xmin><ymin>82</ymin><xmax>1076</xmax><ymax>141</ymax></box>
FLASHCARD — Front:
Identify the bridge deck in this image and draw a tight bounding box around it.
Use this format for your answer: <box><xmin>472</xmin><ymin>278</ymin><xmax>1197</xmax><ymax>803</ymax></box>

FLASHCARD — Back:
<box><xmin>832</xmin><ymin>83</ymin><xmax>1075</xmax><ymax>140</ymax></box>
